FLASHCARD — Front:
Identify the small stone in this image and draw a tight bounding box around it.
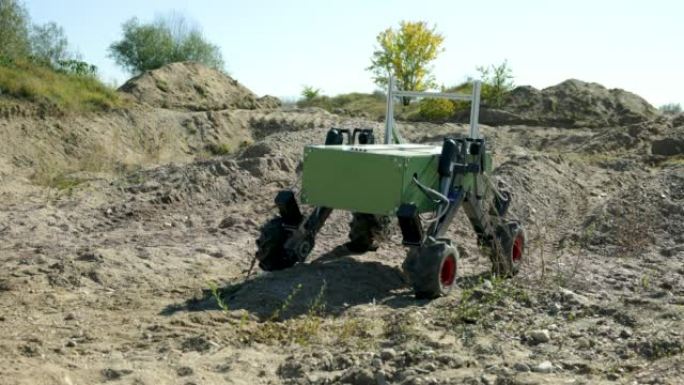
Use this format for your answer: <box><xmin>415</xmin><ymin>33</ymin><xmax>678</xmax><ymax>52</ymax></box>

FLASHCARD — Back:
<box><xmin>577</xmin><ymin>338</ymin><xmax>592</xmax><ymax>349</ymax></box>
<box><xmin>529</xmin><ymin>329</ymin><xmax>551</xmax><ymax>344</ymax></box>
<box><xmin>620</xmin><ymin>329</ymin><xmax>633</xmax><ymax>339</ymax></box>
<box><xmin>380</xmin><ymin>348</ymin><xmax>397</xmax><ymax>360</ymax></box>
<box><xmin>64</xmin><ymin>313</ymin><xmax>76</xmax><ymax>321</ymax></box>
<box><xmin>176</xmin><ymin>366</ymin><xmax>193</xmax><ymax>377</ymax></box>
<box><xmin>339</xmin><ymin>367</ymin><xmax>375</xmax><ymax>385</ymax></box>
<box><xmin>513</xmin><ymin>362</ymin><xmax>531</xmax><ymax>372</ymax></box>
<box><xmin>423</xmin><ymin>362</ymin><xmax>437</xmax><ymax>372</ymax></box>
<box><xmin>371</xmin><ymin>357</ymin><xmax>383</xmax><ymax>369</ymax></box>
<box><xmin>482</xmin><ymin>279</ymin><xmax>494</xmax><ymax>291</ymax></box>
<box><xmin>481</xmin><ymin>373</ymin><xmax>497</xmax><ymax>385</ymax></box>
<box><xmin>436</xmin><ymin>353</ymin><xmax>464</xmax><ymax>369</ymax></box>
<box><xmin>375</xmin><ymin>370</ymin><xmax>389</xmax><ymax>385</ymax></box>
<box><xmin>65</xmin><ymin>340</ymin><xmax>77</xmax><ymax>347</ymax></box>
<box><xmin>532</xmin><ymin>361</ymin><xmax>554</xmax><ymax>373</ymax></box>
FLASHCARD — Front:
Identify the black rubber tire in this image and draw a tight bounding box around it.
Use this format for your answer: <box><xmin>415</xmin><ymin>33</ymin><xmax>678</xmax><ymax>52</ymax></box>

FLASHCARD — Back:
<box><xmin>490</xmin><ymin>221</ymin><xmax>526</xmax><ymax>277</ymax></box>
<box><xmin>402</xmin><ymin>241</ymin><xmax>459</xmax><ymax>299</ymax></box>
<box><xmin>346</xmin><ymin>213</ymin><xmax>389</xmax><ymax>253</ymax></box>
<box><xmin>255</xmin><ymin>217</ymin><xmax>297</xmax><ymax>271</ymax></box>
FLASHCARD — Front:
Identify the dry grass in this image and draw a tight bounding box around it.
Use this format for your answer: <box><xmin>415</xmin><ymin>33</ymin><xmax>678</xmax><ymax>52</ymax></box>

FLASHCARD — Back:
<box><xmin>0</xmin><ymin>59</ymin><xmax>125</xmax><ymax>113</ymax></box>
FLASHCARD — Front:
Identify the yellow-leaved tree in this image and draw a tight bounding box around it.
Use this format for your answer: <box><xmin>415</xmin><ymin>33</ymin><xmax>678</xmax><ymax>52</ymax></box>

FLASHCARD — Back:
<box><xmin>368</xmin><ymin>21</ymin><xmax>444</xmax><ymax>105</ymax></box>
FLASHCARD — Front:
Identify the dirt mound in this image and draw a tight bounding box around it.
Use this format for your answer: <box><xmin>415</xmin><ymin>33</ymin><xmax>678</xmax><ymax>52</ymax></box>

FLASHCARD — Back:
<box><xmin>477</xmin><ymin>79</ymin><xmax>659</xmax><ymax>128</ymax></box>
<box><xmin>118</xmin><ymin>62</ymin><xmax>281</xmax><ymax>111</ymax></box>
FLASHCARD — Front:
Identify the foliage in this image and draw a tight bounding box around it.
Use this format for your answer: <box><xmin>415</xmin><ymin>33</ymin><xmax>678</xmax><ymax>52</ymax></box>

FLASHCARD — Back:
<box><xmin>417</xmin><ymin>98</ymin><xmax>455</xmax><ymax>121</ymax></box>
<box><xmin>109</xmin><ymin>14</ymin><xmax>224</xmax><ymax>74</ymax></box>
<box><xmin>368</xmin><ymin>21</ymin><xmax>444</xmax><ymax>105</ymax></box>
<box><xmin>0</xmin><ymin>59</ymin><xmax>122</xmax><ymax>112</ymax></box>
<box><xmin>55</xmin><ymin>59</ymin><xmax>98</xmax><ymax>76</ymax></box>
<box><xmin>205</xmin><ymin>142</ymin><xmax>232</xmax><ymax>156</ymax></box>
<box><xmin>30</xmin><ymin>21</ymin><xmax>70</xmax><ymax>67</ymax></box>
<box><xmin>659</xmin><ymin>103</ymin><xmax>682</xmax><ymax>115</ymax></box>
<box><xmin>477</xmin><ymin>60</ymin><xmax>515</xmax><ymax>108</ymax></box>
<box><xmin>0</xmin><ymin>0</ymin><xmax>31</xmax><ymax>60</ymax></box>
<box><xmin>300</xmin><ymin>85</ymin><xmax>321</xmax><ymax>101</ymax></box>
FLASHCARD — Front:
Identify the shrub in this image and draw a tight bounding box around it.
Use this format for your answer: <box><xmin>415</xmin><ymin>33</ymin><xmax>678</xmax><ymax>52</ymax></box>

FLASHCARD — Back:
<box><xmin>300</xmin><ymin>85</ymin><xmax>320</xmax><ymax>101</ymax></box>
<box><xmin>417</xmin><ymin>98</ymin><xmax>455</xmax><ymax>121</ymax></box>
<box><xmin>477</xmin><ymin>60</ymin><xmax>514</xmax><ymax>108</ymax></box>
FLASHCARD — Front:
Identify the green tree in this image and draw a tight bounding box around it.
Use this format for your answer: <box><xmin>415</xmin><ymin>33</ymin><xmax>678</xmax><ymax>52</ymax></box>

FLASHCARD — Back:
<box><xmin>30</xmin><ymin>22</ymin><xmax>70</xmax><ymax>66</ymax></box>
<box><xmin>477</xmin><ymin>60</ymin><xmax>514</xmax><ymax>108</ymax></box>
<box><xmin>368</xmin><ymin>21</ymin><xmax>444</xmax><ymax>105</ymax></box>
<box><xmin>0</xmin><ymin>0</ymin><xmax>31</xmax><ymax>60</ymax></box>
<box><xmin>109</xmin><ymin>14</ymin><xmax>224</xmax><ymax>74</ymax></box>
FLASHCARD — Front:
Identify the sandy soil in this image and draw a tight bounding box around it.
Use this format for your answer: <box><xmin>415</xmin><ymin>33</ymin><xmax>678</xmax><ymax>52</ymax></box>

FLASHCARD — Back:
<box><xmin>0</xmin><ymin>114</ymin><xmax>682</xmax><ymax>385</ymax></box>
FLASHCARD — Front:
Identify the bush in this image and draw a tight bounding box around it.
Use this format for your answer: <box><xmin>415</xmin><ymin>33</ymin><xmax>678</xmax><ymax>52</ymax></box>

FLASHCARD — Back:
<box><xmin>477</xmin><ymin>60</ymin><xmax>514</xmax><ymax>108</ymax></box>
<box><xmin>109</xmin><ymin>13</ymin><xmax>224</xmax><ymax>74</ymax></box>
<box><xmin>297</xmin><ymin>91</ymin><xmax>389</xmax><ymax>119</ymax></box>
<box><xmin>417</xmin><ymin>98</ymin><xmax>455</xmax><ymax>121</ymax></box>
<box><xmin>300</xmin><ymin>85</ymin><xmax>320</xmax><ymax>101</ymax></box>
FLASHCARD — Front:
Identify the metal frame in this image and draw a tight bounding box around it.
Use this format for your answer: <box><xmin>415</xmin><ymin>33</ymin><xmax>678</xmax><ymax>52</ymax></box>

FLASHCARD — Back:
<box><xmin>384</xmin><ymin>76</ymin><xmax>482</xmax><ymax>144</ymax></box>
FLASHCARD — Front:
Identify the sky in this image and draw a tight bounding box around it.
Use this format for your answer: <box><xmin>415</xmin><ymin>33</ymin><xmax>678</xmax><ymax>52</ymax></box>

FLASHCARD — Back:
<box><xmin>24</xmin><ymin>0</ymin><xmax>683</xmax><ymax>106</ymax></box>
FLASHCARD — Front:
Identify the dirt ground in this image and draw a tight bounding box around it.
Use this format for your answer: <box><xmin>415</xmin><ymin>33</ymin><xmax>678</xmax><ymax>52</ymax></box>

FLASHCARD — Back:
<box><xmin>1</xmin><ymin>62</ymin><xmax>683</xmax><ymax>385</ymax></box>
<box><xmin>1</xmin><ymin>109</ymin><xmax>683</xmax><ymax>385</ymax></box>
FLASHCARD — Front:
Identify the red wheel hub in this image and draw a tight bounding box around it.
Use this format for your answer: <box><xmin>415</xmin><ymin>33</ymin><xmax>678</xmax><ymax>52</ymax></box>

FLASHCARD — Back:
<box><xmin>512</xmin><ymin>233</ymin><xmax>524</xmax><ymax>263</ymax></box>
<box><xmin>440</xmin><ymin>254</ymin><xmax>456</xmax><ymax>287</ymax></box>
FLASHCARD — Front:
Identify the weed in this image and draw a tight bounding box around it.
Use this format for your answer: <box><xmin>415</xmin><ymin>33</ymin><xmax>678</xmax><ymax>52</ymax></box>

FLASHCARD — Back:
<box><xmin>209</xmin><ymin>281</ymin><xmax>230</xmax><ymax>312</ymax></box>
<box><xmin>205</xmin><ymin>142</ymin><xmax>232</xmax><ymax>156</ymax></box>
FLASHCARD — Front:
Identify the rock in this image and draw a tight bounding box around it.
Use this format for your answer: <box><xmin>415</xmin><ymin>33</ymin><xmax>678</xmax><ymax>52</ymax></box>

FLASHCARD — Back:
<box><xmin>436</xmin><ymin>353</ymin><xmax>465</xmax><ymax>369</ymax></box>
<box><xmin>481</xmin><ymin>374</ymin><xmax>497</xmax><ymax>385</ymax></box>
<box><xmin>528</xmin><ymin>329</ymin><xmax>551</xmax><ymax>344</ymax></box>
<box><xmin>548</xmin><ymin>302</ymin><xmax>562</xmax><ymax>315</ymax></box>
<box><xmin>620</xmin><ymin>329</ymin><xmax>633</xmax><ymax>339</ymax></box>
<box><xmin>218</xmin><ymin>217</ymin><xmax>237</xmax><ymax>229</ymax></box>
<box><xmin>176</xmin><ymin>366</ymin><xmax>193</xmax><ymax>377</ymax></box>
<box><xmin>375</xmin><ymin>371</ymin><xmax>389</xmax><ymax>385</ymax></box>
<box><xmin>482</xmin><ymin>279</ymin><xmax>494</xmax><ymax>291</ymax></box>
<box><xmin>371</xmin><ymin>357</ymin><xmax>383</xmax><ymax>369</ymax></box>
<box><xmin>606</xmin><ymin>372</ymin><xmax>620</xmax><ymax>381</ymax></box>
<box><xmin>339</xmin><ymin>367</ymin><xmax>375</xmax><ymax>385</ymax></box>
<box><xmin>101</xmin><ymin>368</ymin><xmax>132</xmax><ymax>381</ymax></box>
<box><xmin>532</xmin><ymin>361</ymin><xmax>554</xmax><ymax>373</ymax></box>
<box><xmin>558</xmin><ymin>288</ymin><xmax>590</xmax><ymax>307</ymax></box>
<box><xmin>576</xmin><ymin>338</ymin><xmax>592</xmax><ymax>349</ymax></box>
<box><xmin>395</xmin><ymin>369</ymin><xmax>416</xmax><ymax>382</ymax></box>
<box><xmin>380</xmin><ymin>348</ymin><xmax>397</xmax><ymax>361</ymax></box>
<box><xmin>652</xmin><ymin>137</ymin><xmax>684</xmax><ymax>156</ymax></box>
<box><xmin>513</xmin><ymin>363</ymin><xmax>531</xmax><ymax>372</ymax></box>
